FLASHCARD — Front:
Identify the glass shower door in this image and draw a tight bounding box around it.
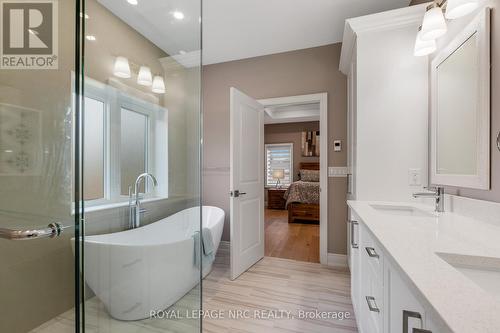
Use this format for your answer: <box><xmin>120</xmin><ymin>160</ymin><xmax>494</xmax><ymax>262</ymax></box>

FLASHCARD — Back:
<box><xmin>0</xmin><ymin>0</ymin><xmax>82</xmax><ymax>332</ymax></box>
<box><xmin>80</xmin><ymin>0</ymin><xmax>202</xmax><ymax>332</ymax></box>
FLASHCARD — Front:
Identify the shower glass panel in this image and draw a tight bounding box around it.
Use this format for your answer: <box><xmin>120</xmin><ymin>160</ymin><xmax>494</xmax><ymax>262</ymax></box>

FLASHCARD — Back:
<box><xmin>0</xmin><ymin>0</ymin><xmax>80</xmax><ymax>332</ymax></box>
<box><xmin>81</xmin><ymin>0</ymin><xmax>202</xmax><ymax>332</ymax></box>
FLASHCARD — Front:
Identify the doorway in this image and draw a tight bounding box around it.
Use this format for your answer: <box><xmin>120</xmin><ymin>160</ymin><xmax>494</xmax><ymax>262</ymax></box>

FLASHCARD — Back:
<box><xmin>229</xmin><ymin>90</ymin><xmax>328</xmax><ymax>279</ymax></box>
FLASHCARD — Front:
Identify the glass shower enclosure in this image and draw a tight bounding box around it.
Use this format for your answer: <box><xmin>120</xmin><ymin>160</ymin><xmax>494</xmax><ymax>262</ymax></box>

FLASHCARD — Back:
<box><xmin>0</xmin><ymin>0</ymin><xmax>202</xmax><ymax>332</ymax></box>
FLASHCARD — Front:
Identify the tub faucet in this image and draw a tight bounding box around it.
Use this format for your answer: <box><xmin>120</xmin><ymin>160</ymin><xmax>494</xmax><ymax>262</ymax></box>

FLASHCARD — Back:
<box><xmin>412</xmin><ymin>186</ymin><xmax>444</xmax><ymax>213</ymax></box>
<box><xmin>129</xmin><ymin>173</ymin><xmax>158</xmax><ymax>229</ymax></box>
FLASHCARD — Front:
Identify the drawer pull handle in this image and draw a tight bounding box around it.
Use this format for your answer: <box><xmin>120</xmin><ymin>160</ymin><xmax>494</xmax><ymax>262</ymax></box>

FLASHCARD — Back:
<box><xmin>349</xmin><ymin>220</ymin><xmax>359</xmax><ymax>249</ymax></box>
<box><xmin>365</xmin><ymin>247</ymin><xmax>379</xmax><ymax>258</ymax></box>
<box><xmin>365</xmin><ymin>296</ymin><xmax>380</xmax><ymax>313</ymax></box>
<box><xmin>403</xmin><ymin>310</ymin><xmax>430</xmax><ymax>333</ymax></box>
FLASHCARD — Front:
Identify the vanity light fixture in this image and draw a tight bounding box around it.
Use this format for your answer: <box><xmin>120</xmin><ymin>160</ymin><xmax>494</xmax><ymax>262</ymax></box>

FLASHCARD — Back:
<box><xmin>414</xmin><ymin>26</ymin><xmax>437</xmax><ymax>57</ymax></box>
<box><xmin>152</xmin><ymin>76</ymin><xmax>166</xmax><ymax>94</ymax></box>
<box><xmin>414</xmin><ymin>0</ymin><xmax>479</xmax><ymax>57</ymax></box>
<box><xmin>137</xmin><ymin>66</ymin><xmax>153</xmax><ymax>86</ymax></box>
<box><xmin>445</xmin><ymin>0</ymin><xmax>478</xmax><ymax>19</ymax></box>
<box><xmin>113</xmin><ymin>56</ymin><xmax>131</xmax><ymax>78</ymax></box>
<box><xmin>421</xmin><ymin>3</ymin><xmax>448</xmax><ymax>41</ymax></box>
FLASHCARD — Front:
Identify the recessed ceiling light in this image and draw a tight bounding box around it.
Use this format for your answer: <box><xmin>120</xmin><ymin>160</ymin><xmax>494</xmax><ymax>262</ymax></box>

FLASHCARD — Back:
<box><xmin>127</xmin><ymin>0</ymin><xmax>138</xmax><ymax>5</ymax></box>
<box><xmin>172</xmin><ymin>11</ymin><xmax>184</xmax><ymax>20</ymax></box>
<box><xmin>179</xmin><ymin>50</ymin><xmax>186</xmax><ymax>55</ymax></box>
<box><xmin>86</xmin><ymin>35</ymin><xmax>96</xmax><ymax>41</ymax></box>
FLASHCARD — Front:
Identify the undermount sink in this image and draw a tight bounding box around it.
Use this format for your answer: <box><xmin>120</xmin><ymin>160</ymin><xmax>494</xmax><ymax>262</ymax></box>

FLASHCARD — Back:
<box><xmin>436</xmin><ymin>252</ymin><xmax>500</xmax><ymax>303</ymax></box>
<box><xmin>370</xmin><ymin>204</ymin><xmax>435</xmax><ymax>217</ymax></box>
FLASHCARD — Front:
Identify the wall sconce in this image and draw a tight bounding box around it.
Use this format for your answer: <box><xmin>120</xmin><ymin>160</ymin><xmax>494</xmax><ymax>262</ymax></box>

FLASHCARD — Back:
<box><xmin>113</xmin><ymin>56</ymin><xmax>165</xmax><ymax>94</ymax></box>
<box><xmin>113</xmin><ymin>56</ymin><xmax>131</xmax><ymax>78</ymax></box>
<box><xmin>152</xmin><ymin>76</ymin><xmax>166</xmax><ymax>94</ymax></box>
<box><xmin>414</xmin><ymin>0</ymin><xmax>479</xmax><ymax>57</ymax></box>
<box><xmin>414</xmin><ymin>26</ymin><xmax>437</xmax><ymax>57</ymax></box>
<box><xmin>421</xmin><ymin>4</ymin><xmax>447</xmax><ymax>41</ymax></box>
<box><xmin>137</xmin><ymin>66</ymin><xmax>153</xmax><ymax>86</ymax></box>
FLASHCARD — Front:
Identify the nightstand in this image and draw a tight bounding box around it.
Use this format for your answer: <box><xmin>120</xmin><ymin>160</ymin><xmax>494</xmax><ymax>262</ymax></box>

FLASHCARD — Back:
<box><xmin>267</xmin><ymin>188</ymin><xmax>287</xmax><ymax>210</ymax></box>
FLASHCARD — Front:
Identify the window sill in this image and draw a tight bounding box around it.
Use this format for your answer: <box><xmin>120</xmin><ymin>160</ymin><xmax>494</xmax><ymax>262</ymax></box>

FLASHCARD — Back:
<box><xmin>72</xmin><ymin>196</ymin><xmax>168</xmax><ymax>215</ymax></box>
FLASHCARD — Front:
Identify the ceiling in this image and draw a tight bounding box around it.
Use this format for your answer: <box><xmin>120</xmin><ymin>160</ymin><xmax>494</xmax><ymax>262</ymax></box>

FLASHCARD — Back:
<box><xmin>203</xmin><ymin>0</ymin><xmax>411</xmax><ymax>65</ymax></box>
<box><xmin>98</xmin><ymin>0</ymin><xmax>411</xmax><ymax>67</ymax></box>
<box><xmin>264</xmin><ymin>103</ymin><xmax>320</xmax><ymax>124</ymax></box>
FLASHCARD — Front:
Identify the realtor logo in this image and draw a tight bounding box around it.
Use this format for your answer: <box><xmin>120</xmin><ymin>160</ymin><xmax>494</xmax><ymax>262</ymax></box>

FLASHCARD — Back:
<box><xmin>0</xmin><ymin>0</ymin><xmax>58</xmax><ymax>69</ymax></box>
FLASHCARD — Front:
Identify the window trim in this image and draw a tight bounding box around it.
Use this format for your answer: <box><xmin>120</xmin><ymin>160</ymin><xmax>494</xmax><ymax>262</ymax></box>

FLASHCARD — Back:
<box><xmin>265</xmin><ymin>142</ymin><xmax>294</xmax><ymax>188</ymax></box>
<box><xmin>73</xmin><ymin>75</ymin><xmax>169</xmax><ymax>211</ymax></box>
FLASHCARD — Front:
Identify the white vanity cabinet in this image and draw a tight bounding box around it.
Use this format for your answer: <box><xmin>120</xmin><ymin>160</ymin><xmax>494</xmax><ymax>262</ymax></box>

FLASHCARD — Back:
<box><xmin>349</xmin><ymin>210</ymin><xmax>451</xmax><ymax>333</ymax></box>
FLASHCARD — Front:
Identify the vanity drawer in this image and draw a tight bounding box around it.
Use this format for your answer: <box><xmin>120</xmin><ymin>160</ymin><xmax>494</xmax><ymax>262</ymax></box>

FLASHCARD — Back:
<box><xmin>362</xmin><ymin>262</ymin><xmax>384</xmax><ymax>333</ymax></box>
<box><xmin>361</xmin><ymin>224</ymin><xmax>384</xmax><ymax>283</ymax></box>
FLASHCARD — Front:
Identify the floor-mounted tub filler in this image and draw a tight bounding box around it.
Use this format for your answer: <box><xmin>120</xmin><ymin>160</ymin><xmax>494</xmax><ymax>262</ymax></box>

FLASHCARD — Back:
<box><xmin>72</xmin><ymin>206</ymin><xmax>224</xmax><ymax>320</ymax></box>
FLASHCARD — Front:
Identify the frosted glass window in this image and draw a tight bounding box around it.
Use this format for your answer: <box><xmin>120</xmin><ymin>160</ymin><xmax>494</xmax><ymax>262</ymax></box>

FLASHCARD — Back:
<box><xmin>121</xmin><ymin>108</ymin><xmax>148</xmax><ymax>195</ymax></box>
<box><xmin>83</xmin><ymin>97</ymin><xmax>105</xmax><ymax>201</ymax></box>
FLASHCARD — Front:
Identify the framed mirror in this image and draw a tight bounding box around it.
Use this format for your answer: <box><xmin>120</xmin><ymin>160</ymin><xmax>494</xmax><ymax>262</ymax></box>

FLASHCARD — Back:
<box><xmin>430</xmin><ymin>8</ymin><xmax>491</xmax><ymax>189</ymax></box>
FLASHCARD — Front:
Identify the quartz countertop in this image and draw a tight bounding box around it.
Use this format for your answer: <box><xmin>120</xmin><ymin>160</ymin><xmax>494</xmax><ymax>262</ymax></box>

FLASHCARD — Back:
<box><xmin>347</xmin><ymin>199</ymin><xmax>500</xmax><ymax>333</ymax></box>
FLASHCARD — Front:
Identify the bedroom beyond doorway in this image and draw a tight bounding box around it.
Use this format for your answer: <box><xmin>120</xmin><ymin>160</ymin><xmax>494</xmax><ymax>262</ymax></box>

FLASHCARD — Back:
<box><xmin>264</xmin><ymin>119</ymin><xmax>321</xmax><ymax>263</ymax></box>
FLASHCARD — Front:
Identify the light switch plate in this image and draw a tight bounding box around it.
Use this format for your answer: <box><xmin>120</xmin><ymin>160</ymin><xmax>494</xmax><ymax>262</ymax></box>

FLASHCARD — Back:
<box><xmin>408</xmin><ymin>168</ymin><xmax>421</xmax><ymax>186</ymax></box>
<box><xmin>333</xmin><ymin>140</ymin><xmax>342</xmax><ymax>152</ymax></box>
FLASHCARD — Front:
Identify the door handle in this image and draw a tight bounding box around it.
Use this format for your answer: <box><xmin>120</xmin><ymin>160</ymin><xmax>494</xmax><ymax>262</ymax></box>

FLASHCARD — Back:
<box><xmin>349</xmin><ymin>220</ymin><xmax>359</xmax><ymax>249</ymax></box>
<box><xmin>230</xmin><ymin>190</ymin><xmax>247</xmax><ymax>198</ymax></box>
<box><xmin>0</xmin><ymin>222</ymin><xmax>65</xmax><ymax>240</ymax></box>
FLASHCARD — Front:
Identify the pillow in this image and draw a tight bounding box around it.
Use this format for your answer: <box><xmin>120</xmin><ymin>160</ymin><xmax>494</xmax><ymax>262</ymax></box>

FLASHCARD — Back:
<box><xmin>299</xmin><ymin>169</ymin><xmax>319</xmax><ymax>182</ymax></box>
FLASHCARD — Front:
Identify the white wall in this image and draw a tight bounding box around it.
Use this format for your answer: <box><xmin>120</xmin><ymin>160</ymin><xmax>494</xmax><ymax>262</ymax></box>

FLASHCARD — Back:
<box><xmin>355</xmin><ymin>24</ymin><xmax>429</xmax><ymax>201</ymax></box>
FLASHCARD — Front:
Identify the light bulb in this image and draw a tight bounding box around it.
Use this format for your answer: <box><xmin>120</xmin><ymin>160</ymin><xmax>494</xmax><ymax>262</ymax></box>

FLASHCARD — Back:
<box><xmin>421</xmin><ymin>6</ymin><xmax>447</xmax><ymax>41</ymax></box>
<box><xmin>113</xmin><ymin>56</ymin><xmax>131</xmax><ymax>78</ymax></box>
<box><xmin>414</xmin><ymin>29</ymin><xmax>437</xmax><ymax>57</ymax></box>
<box><xmin>137</xmin><ymin>66</ymin><xmax>153</xmax><ymax>86</ymax></box>
<box><xmin>152</xmin><ymin>76</ymin><xmax>166</xmax><ymax>94</ymax></box>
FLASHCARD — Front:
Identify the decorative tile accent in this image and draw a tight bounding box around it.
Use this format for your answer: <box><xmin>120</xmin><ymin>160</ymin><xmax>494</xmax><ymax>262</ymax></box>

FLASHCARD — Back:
<box><xmin>0</xmin><ymin>103</ymin><xmax>41</xmax><ymax>175</ymax></box>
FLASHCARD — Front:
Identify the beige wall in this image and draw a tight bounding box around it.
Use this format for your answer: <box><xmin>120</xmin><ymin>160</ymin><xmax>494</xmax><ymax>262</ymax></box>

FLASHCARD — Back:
<box><xmin>202</xmin><ymin>43</ymin><xmax>348</xmax><ymax>254</ymax></box>
<box><xmin>265</xmin><ymin>121</ymin><xmax>320</xmax><ymax>182</ymax></box>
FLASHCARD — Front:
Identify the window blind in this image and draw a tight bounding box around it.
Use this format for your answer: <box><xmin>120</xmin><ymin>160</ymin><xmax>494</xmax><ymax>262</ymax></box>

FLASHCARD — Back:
<box><xmin>265</xmin><ymin>143</ymin><xmax>293</xmax><ymax>187</ymax></box>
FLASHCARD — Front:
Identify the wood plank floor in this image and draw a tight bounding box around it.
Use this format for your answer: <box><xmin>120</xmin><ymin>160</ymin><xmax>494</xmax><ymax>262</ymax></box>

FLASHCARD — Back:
<box><xmin>204</xmin><ymin>247</ymin><xmax>358</xmax><ymax>333</ymax></box>
<box><xmin>31</xmin><ymin>247</ymin><xmax>357</xmax><ymax>333</ymax></box>
<box><xmin>265</xmin><ymin>209</ymin><xmax>320</xmax><ymax>263</ymax></box>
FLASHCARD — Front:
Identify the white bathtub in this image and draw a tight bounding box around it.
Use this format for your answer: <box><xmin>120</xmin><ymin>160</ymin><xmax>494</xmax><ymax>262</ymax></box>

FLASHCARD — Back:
<box><xmin>78</xmin><ymin>206</ymin><xmax>224</xmax><ymax>321</ymax></box>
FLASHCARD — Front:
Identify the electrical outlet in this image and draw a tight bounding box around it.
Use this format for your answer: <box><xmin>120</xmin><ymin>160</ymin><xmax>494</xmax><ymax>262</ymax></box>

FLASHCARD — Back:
<box><xmin>408</xmin><ymin>168</ymin><xmax>421</xmax><ymax>186</ymax></box>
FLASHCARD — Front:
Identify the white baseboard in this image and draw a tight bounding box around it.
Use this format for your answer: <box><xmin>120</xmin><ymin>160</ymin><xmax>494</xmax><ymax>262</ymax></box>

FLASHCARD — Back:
<box><xmin>327</xmin><ymin>253</ymin><xmax>348</xmax><ymax>268</ymax></box>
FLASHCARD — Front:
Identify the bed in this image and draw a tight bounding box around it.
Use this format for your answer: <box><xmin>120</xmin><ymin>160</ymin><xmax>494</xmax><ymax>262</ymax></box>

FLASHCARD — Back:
<box><xmin>283</xmin><ymin>162</ymin><xmax>320</xmax><ymax>223</ymax></box>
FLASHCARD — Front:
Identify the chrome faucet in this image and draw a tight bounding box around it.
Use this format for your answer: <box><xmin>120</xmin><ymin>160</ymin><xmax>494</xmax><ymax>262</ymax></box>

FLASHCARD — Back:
<box><xmin>413</xmin><ymin>186</ymin><xmax>445</xmax><ymax>213</ymax></box>
<box><xmin>129</xmin><ymin>173</ymin><xmax>158</xmax><ymax>229</ymax></box>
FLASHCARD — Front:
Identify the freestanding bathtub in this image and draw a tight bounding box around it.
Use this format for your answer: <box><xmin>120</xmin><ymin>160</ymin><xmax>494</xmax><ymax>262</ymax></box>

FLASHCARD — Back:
<box><xmin>77</xmin><ymin>206</ymin><xmax>224</xmax><ymax>321</ymax></box>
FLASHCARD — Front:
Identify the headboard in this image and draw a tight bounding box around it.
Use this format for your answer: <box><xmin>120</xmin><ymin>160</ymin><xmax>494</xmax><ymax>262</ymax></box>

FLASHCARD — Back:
<box><xmin>299</xmin><ymin>162</ymin><xmax>320</xmax><ymax>170</ymax></box>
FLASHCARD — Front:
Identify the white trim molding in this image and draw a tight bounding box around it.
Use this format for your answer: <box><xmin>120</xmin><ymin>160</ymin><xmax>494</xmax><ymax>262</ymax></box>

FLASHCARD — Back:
<box><xmin>327</xmin><ymin>253</ymin><xmax>348</xmax><ymax>268</ymax></box>
<box><xmin>259</xmin><ymin>93</ymin><xmax>328</xmax><ymax>265</ymax></box>
<box><xmin>430</xmin><ymin>8</ymin><xmax>491</xmax><ymax>190</ymax></box>
<box><xmin>339</xmin><ymin>3</ymin><xmax>428</xmax><ymax>75</ymax></box>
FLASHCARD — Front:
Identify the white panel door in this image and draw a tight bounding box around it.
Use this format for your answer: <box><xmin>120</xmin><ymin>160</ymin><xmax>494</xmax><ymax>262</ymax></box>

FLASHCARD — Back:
<box><xmin>229</xmin><ymin>87</ymin><xmax>265</xmax><ymax>280</ymax></box>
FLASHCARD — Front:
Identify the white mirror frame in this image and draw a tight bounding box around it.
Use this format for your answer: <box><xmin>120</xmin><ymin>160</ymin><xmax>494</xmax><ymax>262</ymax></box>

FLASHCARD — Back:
<box><xmin>430</xmin><ymin>8</ymin><xmax>491</xmax><ymax>190</ymax></box>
